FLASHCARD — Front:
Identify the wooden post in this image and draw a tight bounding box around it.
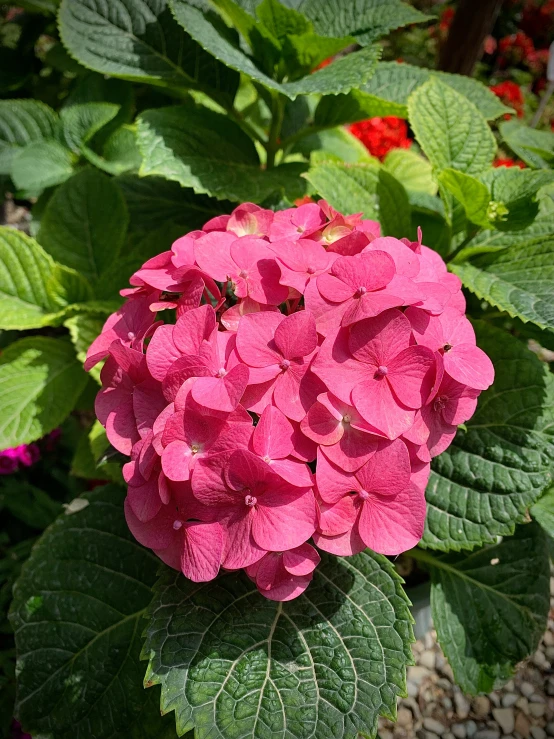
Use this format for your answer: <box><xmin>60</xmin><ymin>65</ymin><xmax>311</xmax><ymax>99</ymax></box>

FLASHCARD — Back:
<box><xmin>438</xmin><ymin>0</ymin><xmax>505</xmax><ymax>76</ymax></box>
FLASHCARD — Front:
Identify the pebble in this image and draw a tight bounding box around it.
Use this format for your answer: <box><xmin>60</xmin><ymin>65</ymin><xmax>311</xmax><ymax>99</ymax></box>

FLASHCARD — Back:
<box><xmin>474</xmin><ymin>730</ymin><xmax>500</xmax><ymax>739</ymax></box>
<box><xmin>397</xmin><ymin>707</ymin><xmax>413</xmax><ymax>727</ymax></box>
<box><xmin>444</xmin><ymin>734</ymin><xmax>455</xmax><ymax>739</ymax></box>
<box><xmin>492</xmin><ymin>708</ymin><xmax>515</xmax><ymax>735</ymax></box>
<box><xmin>515</xmin><ymin>712</ymin><xmax>531</xmax><ymax>738</ymax></box>
<box><xmin>545</xmin><ymin>722</ymin><xmax>554</xmax><ymax>737</ymax></box>
<box><xmin>489</xmin><ymin>693</ymin><xmax>501</xmax><ymax>707</ymax></box>
<box><xmin>529</xmin><ymin>703</ymin><xmax>545</xmax><ymax>718</ymax></box>
<box><xmin>408</xmin><ymin>665</ymin><xmax>432</xmax><ymax>684</ymax></box>
<box><xmin>529</xmin><ymin>693</ymin><xmax>545</xmax><ymax>703</ymax></box>
<box><xmin>420</xmin><ymin>651</ymin><xmax>436</xmax><ymax>670</ymax></box>
<box><xmin>465</xmin><ymin>720</ymin><xmax>478</xmax><ymax>739</ymax></box>
<box><xmin>545</xmin><ymin>677</ymin><xmax>554</xmax><ymax>697</ymax></box>
<box><xmin>530</xmin><ymin>729</ymin><xmax>547</xmax><ymax>739</ymax></box>
<box><xmin>501</xmin><ymin>693</ymin><xmax>518</xmax><ymax>708</ymax></box>
<box><xmin>545</xmin><ymin>646</ymin><xmax>554</xmax><ymax>662</ymax></box>
<box><xmin>515</xmin><ymin>697</ymin><xmax>529</xmax><ymax>713</ymax></box>
<box><xmin>407</xmin><ymin>679</ymin><xmax>419</xmax><ymax>698</ymax></box>
<box><xmin>454</xmin><ymin>692</ymin><xmax>470</xmax><ymax>719</ymax></box>
<box><xmin>452</xmin><ymin>724</ymin><xmax>466</xmax><ymax>739</ymax></box>
<box><xmin>520</xmin><ymin>682</ymin><xmax>535</xmax><ymax>698</ymax></box>
<box><xmin>424</xmin><ymin>718</ymin><xmax>447</xmax><ymax>735</ymax></box>
<box><xmin>472</xmin><ymin>696</ymin><xmax>491</xmax><ymax>718</ymax></box>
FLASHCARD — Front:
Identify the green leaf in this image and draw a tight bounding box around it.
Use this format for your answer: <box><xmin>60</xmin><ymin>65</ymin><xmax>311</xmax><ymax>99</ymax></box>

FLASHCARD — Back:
<box><xmin>144</xmin><ymin>549</ymin><xmax>414</xmax><ymax>739</ymax></box>
<box><xmin>65</xmin><ymin>313</ymin><xmax>104</xmax><ymax>383</ymax></box>
<box><xmin>304</xmin><ymin>160</ymin><xmax>379</xmax><ymax>218</ymax></box>
<box><xmin>59</xmin><ymin>0</ymin><xmax>239</xmax><ymax>105</ymax></box>
<box><xmin>281</xmin><ymin>32</ymin><xmax>351</xmax><ymax>77</ymax></box>
<box><xmin>60</xmin><ymin>101</ymin><xmax>120</xmax><ymax>153</ymax></box>
<box><xmin>500</xmin><ymin>119</ymin><xmax>554</xmax><ymax>169</ymax></box>
<box><xmin>137</xmin><ymin>105</ymin><xmax>307</xmax><ymax>202</ymax></box>
<box><xmin>10</xmin><ymin>484</ymin><xmax>177</xmax><ymax>739</ymax></box>
<box><xmin>438</xmin><ymin>169</ymin><xmax>491</xmax><ymax>227</ymax></box>
<box><xmin>117</xmin><ymin>174</ymin><xmax>233</xmax><ymax>233</ymax></box>
<box><xmin>360</xmin><ymin>62</ymin><xmax>511</xmax><ymax>121</ymax></box>
<box><xmin>71</xmin><ymin>421</ymin><xmax>124</xmax><ymax>482</ymax></box>
<box><xmin>299</xmin><ymin>0</ymin><xmax>432</xmax><ymax>44</ymax></box>
<box><xmin>170</xmin><ymin>0</ymin><xmax>380</xmax><ymax>98</ymax></box>
<box><xmin>0</xmin><ymin>100</ymin><xmax>58</xmax><ymax>175</ymax></box>
<box><xmin>422</xmin><ymin>322</ymin><xmax>554</xmax><ymax>552</ymax></box>
<box><xmin>477</xmin><ymin>167</ymin><xmax>554</xmax><ymax>232</ymax></box>
<box><xmin>531</xmin><ymin>485</ymin><xmax>554</xmax><ymax>539</ymax></box>
<box><xmin>383</xmin><ymin>148</ymin><xmax>437</xmax><ymax>196</ymax></box>
<box><xmin>409</xmin><ymin>79</ymin><xmax>496</xmax><ymax>176</ymax></box>
<box><xmin>257</xmin><ymin>0</ymin><xmax>310</xmax><ymax>38</ymax></box>
<box><xmin>85</xmin><ymin>125</ymin><xmax>142</xmax><ymax>175</ymax></box>
<box><xmin>377</xmin><ymin>169</ymin><xmax>411</xmax><ymax>238</ymax></box>
<box><xmin>451</xmin><ymin>239</ymin><xmax>554</xmax><ymax>333</ymax></box>
<box><xmin>37</xmin><ymin>168</ymin><xmax>129</xmax><ymax>283</ymax></box>
<box><xmin>0</xmin><ymin>337</ymin><xmax>88</xmax><ymax>448</ymax></box>
<box><xmin>0</xmin><ymin>227</ymin><xmax>62</xmax><ymax>330</ymax></box>
<box><xmin>11</xmin><ymin>140</ymin><xmax>75</xmax><ymax>194</ymax></box>
<box><xmin>48</xmin><ymin>263</ymin><xmax>95</xmax><ymax>307</ymax></box>
<box><xmin>296</xmin><ymin>126</ymin><xmax>376</xmax><ymax>164</ymax></box>
<box><xmin>0</xmin><ymin>481</ymin><xmax>61</xmax><ymax>529</ymax></box>
<box><xmin>422</xmin><ymin>523</ymin><xmax>550</xmax><ymax>694</ymax></box>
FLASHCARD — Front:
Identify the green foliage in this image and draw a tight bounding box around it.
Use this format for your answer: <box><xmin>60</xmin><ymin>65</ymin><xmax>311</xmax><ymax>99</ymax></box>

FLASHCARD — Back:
<box><xmin>422</xmin><ymin>322</ymin><xmax>554</xmax><ymax>552</ymax></box>
<box><xmin>500</xmin><ymin>120</ymin><xmax>554</xmax><ymax>169</ymax></box>
<box><xmin>377</xmin><ymin>169</ymin><xmax>411</xmax><ymax>238</ymax></box>
<box><xmin>420</xmin><ymin>523</ymin><xmax>550</xmax><ymax>694</ymax></box>
<box><xmin>531</xmin><ymin>486</ymin><xmax>554</xmax><ymax>539</ymax></box>
<box><xmin>304</xmin><ymin>160</ymin><xmax>379</xmax><ymax>218</ymax></box>
<box><xmin>10</xmin><ymin>485</ymin><xmax>176</xmax><ymax>739</ymax></box>
<box><xmin>0</xmin><ymin>100</ymin><xmax>58</xmax><ymax>175</ymax></box>
<box><xmin>144</xmin><ymin>550</ymin><xmax>414</xmax><ymax>738</ymax></box>
<box><xmin>11</xmin><ymin>139</ymin><xmax>76</xmax><ymax>193</ymax></box>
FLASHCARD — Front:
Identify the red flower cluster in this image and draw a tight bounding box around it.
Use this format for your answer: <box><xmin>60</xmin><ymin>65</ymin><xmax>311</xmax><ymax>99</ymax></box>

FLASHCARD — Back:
<box><xmin>494</xmin><ymin>158</ymin><xmax>526</xmax><ymax>168</ymax></box>
<box><xmin>490</xmin><ymin>81</ymin><xmax>525</xmax><ymax>118</ymax></box>
<box><xmin>349</xmin><ymin>117</ymin><xmax>412</xmax><ymax>160</ymax></box>
<box><xmin>498</xmin><ymin>31</ymin><xmax>535</xmax><ymax>67</ymax></box>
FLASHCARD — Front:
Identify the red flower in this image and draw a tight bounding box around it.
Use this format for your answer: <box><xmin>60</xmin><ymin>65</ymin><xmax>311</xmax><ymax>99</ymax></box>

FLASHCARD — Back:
<box><xmin>498</xmin><ymin>31</ymin><xmax>535</xmax><ymax>68</ymax></box>
<box><xmin>493</xmin><ymin>158</ymin><xmax>526</xmax><ymax>169</ymax></box>
<box><xmin>439</xmin><ymin>6</ymin><xmax>455</xmax><ymax>33</ymax></box>
<box><xmin>349</xmin><ymin>117</ymin><xmax>412</xmax><ymax>160</ymax></box>
<box><xmin>490</xmin><ymin>81</ymin><xmax>524</xmax><ymax>118</ymax></box>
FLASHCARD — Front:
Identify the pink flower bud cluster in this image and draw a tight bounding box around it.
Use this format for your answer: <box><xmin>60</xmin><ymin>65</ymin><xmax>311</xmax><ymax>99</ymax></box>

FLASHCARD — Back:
<box><xmin>86</xmin><ymin>201</ymin><xmax>494</xmax><ymax>601</ymax></box>
<box><xmin>0</xmin><ymin>443</ymin><xmax>40</xmax><ymax>475</ymax></box>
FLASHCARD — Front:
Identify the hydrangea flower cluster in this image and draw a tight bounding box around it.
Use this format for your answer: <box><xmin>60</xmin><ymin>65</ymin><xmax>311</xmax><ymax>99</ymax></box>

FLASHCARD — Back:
<box><xmin>86</xmin><ymin>201</ymin><xmax>494</xmax><ymax>601</ymax></box>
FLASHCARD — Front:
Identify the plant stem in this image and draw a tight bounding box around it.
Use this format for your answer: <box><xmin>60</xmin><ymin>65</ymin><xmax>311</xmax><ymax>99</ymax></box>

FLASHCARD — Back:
<box><xmin>446</xmin><ymin>229</ymin><xmax>481</xmax><ymax>264</ymax></box>
<box><xmin>227</xmin><ymin>106</ymin><xmax>267</xmax><ymax>145</ymax></box>
<box><xmin>266</xmin><ymin>93</ymin><xmax>285</xmax><ymax>169</ymax></box>
<box><xmin>405</xmin><ymin>547</ymin><xmax>439</xmax><ymax>567</ymax></box>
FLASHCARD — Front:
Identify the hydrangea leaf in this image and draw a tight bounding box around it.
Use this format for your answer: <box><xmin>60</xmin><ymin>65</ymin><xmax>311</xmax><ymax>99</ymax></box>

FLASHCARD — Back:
<box><xmin>295</xmin><ymin>127</ymin><xmax>376</xmax><ymax>164</ymax></box>
<box><xmin>170</xmin><ymin>0</ymin><xmax>380</xmax><ymax>98</ymax></box>
<box><xmin>58</xmin><ymin>0</ymin><xmax>239</xmax><ymax>106</ymax></box>
<box><xmin>0</xmin><ymin>99</ymin><xmax>58</xmax><ymax>175</ymax></box>
<box><xmin>499</xmin><ymin>119</ymin><xmax>554</xmax><ymax>169</ymax></box>
<box><xmin>304</xmin><ymin>161</ymin><xmax>379</xmax><ymax>218</ymax></box>
<box><xmin>143</xmin><ymin>550</ymin><xmax>414</xmax><ymax>739</ymax></box>
<box><xmin>0</xmin><ymin>480</ymin><xmax>61</xmax><ymax>530</ymax></box>
<box><xmin>438</xmin><ymin>169</ymin><xmax>491</xmax><ymax>228</ymax></box>
<box><xmin>0</xmin><ymin>337</ymin><xmax>88</xmax><ymax>447</ymax></box>
<box><xmin>451</xmin><ymin>239</ymin><xmax>554</xmax><ymax>333</ymax></box>
<box><xmin>408</xmin><ymin>79</ymin><xmax>496</xmax><ymax>177</ymax></box>
<box><xmin>60</xmin><ymin>102</ymin><xmax>120</xmax><ymax>154</ymax></box>
<box><xmin>37</xmin><ymin>168</ymin><xmax>129</xmax><ymax>283</ymax></box>
<box><xmin>531</xmin><ymin>485</ymin><xmax>554</xmax><ymax>539</ymax></box>
<box><xmin>83</xmin><ymin>124</ymin><xmax>142</xmax><ymax>176</ymax></box>
<box><xmin>65</xmin><ymin>314</ymin><xmax>105</xmax><ymax>383</ymax></box>
<box><xmin>383</xmin><ymin>148</ymin><xmax>436</xmax><ymax>196</ymax></box>
<box><xmin>298</xmin><ymin>0</ymin><xmax>432</xmax><ymax>44</ymax></box>
<box><xmin>377</xmin><ymin>169</ymin><xmax>411</xmax><ymax>238</ymax></box>
<box><xmin>420</xmin><ymin>523</ymin><xmax>550</xmax><ymax>694</ymax></box>
<box><xmin>117</xmin><ymin>174</ymin><xmax>234</xmax><ymax>233</ymax></box>
<box><xmin>11</xmin><ymin>139</ymin><xmax>75</xmax><ymax>194</ymax></box>
<box><xmin>422</xmin><ymin>321</ymin><xmax>554</xmax><ymax>552</ymax></box>
<box><xmin>9</xmin><ymin>484</ymin><xmax>177</xmax><ymax>739</ymax></box>
<box><xmin>0</xmin><ymin>227</ymin><xmax>63</xmax><ymax>330</ymax></box>
<box><xmin>137</xmin><ymin>105</ymin><xmax>307</xmax><ymax>202</ymax></box>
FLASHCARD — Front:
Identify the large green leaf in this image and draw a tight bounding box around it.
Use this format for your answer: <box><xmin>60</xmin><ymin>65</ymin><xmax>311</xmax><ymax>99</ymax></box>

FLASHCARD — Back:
<box><xmin>170</xmin><ymin>0</ymin><xmax>380</xmax><ymax>98</ymax></box>
<box><xmin>58</xmin><ymin>0</ymin><xmax>239</xmax><ymax>105</ymax></box>
<box><xmin>499</xmin><ymin>119</ymin><xmax>554</xmax><ymax>169</ymax></box>
<box><xmin>11</xmin><ymin>140</ymin><xmax>75</xmax><ymax>194</ymax></box>
<box><xmin>0</xmin><ymin>100</ymin><xmax>58</xmax><ymax>175</ymax></box>
<box><xmin>422</xmin><ymin>321</ymin><xmax>554</xmax><ymax>552</ymax></box>
<box><xmin>451</xmin><ymin>239</ymin><xmax>554</xmax><ymax>333</ymax></box>
<box><xmin>299</xmin><ymin>0</ymin><xmax>431</xmax><ymax>44</ymax></box>
<box><xmin>0</xmin><ymin>228</ymin><xmax>62</xmax><ymax>330</ymax></box>
<box><xmin>377</xmin><ymin>169</ymin><xmax>411</xmax><ymax>238</ymax></box>
<box><xmin>137</xmin><ymin>105</ymin><xmax>307</xmax><ymax>202</ymax></box>
<box><xmin>383</xmin><ymin>148</ymin><xmax>436</xmax><ymax>196</ymax></box>
<box><xmin>60</xmin><ymin>101</ymin><xmax>120</xmax><ymax>153</ymax></box>
<box><xmin>531</xmin><ymin>485</ymin><xmax>554</xmax><ymax>539</ymax></box>
<box><xmin>477</xmin><ymin>167</ymin><xmax>554</xmax><ymax>232</ymax></box>
<box><xmin>65</xmin><ymin>313</ymin><xmax>106</xmax><ymax>383</ymax></box>
<box><xmin>304</xmin><ymin>161</ymin><xmax>379</xmax><ymax>218</ymax></box>
<box><xmin>420</xmin><ymin>523</ymin><xmax>550</xmax><ymax>694</ymax></box>
<box><xmin>0</xmin><ymin>480</ymin><xmax>61</xmax><ymax>530</ymax></box>
<box><xmin>438</xmin><ymin>169</ymin><xmax>491</xmax><ymax>228</ymax></box>
<box><xmin>37</xmin><ymin>168</ymin><xmax>128</xmax><ymax>283</ymax></box>
<box><xmin>10</xmin><ymin>485</ymin><xmax>177</xmax><ymax>739</ymax></box>
<box><xmin>144</xmin><ymin>549</ymin><xmax>414</xmax><ymax>739</ymax></box>
<box><xmin>0</xmin><ymin>337</ymin><xmax>87</xmax><ymax>447</ymax></box>
<box><xmin>118</xmin><ymin>174</ymin><xmax>233</xmax><ymax>233</ymax></box>
<box><xmin>408</xmin><ymin>79</ymin><xmax>496</xmax><ymax>176</ymax></box>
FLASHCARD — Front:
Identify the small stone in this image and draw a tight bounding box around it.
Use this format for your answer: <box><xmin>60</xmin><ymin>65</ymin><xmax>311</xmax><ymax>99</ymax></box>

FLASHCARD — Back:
<box><xmin>454</xmin><ymin>692</ymin><xmax>471</xmax><ymax>719</ymax></box>
<box><xmin>444</xmin><ymin>734</ymin><xmax>455</xmax><ymax>739</ymax></box>
<box><xmin>407</xmin><ymin>679</ymin><xmax>419</xmax><ymax>698</ymax></box>
<box><xmin>492</xmin><ymin>708</ymin><xmax>515</xmax><ymax>735</ymax></box>
<box><xmin>532</xmin><ymin>650</ymin><xmax>549</xmax><ymax>669</ymax></box>
<box><xmin>529</xmin><ymin>703</ymin><xmax>546</xmax><ymax>718</ymax></box>
<box><xmin>424</xmin><ymin>631</ymin><xmax>435</xmax><ymax>650</ymax></box>
<box><xmin>530</xmin><ymin>729</ymin><xmax>547</xmax><ymax>739</ymax></box>
<box><xmin>520</xmin><ymin>682</ymin><xmax>535</xmax><ymax>698</ymax></box>
<box><xmin>515</xmin><ymin>712</ymin><xmax>530</xmax><ymax>738</ymax></box>
<box><xmin>443</xmin><ymin>697</ymin><xmax>453</xmax><ymax>711</ymax></box>
<box><xmin>545</xmin><ymin>721</ymin><xmax>554</xmax><ymax>737</ymax></box>
<box><xmin>502</xmin><ymin>693</ymin><xmax>518</xmax><ymax>708</ymax></box>
<box><xmin>547</xmin><ymin>677</ymin><xmax>554</xmax><ymax>697</ymax></box>
<box><xmin>489</xmin><ymin>693</ymin><xmax>501</xmax><ymax>707</ymax></box>
<box><xmin>515</xmin><ymin>697</ymin><xmax>529</xmax><ymax>713</ymax></box>
<box><xmin>543</xmin><ymin>630</ymin><xmax>554</xmax><ymax>647</ymax></box>
<box><xmin>408</xmin><ymin>665</ymin><xmax>431</xmax><ymax>684</ymax></box>
<box><xmin>423</xmin><ymin>733</ymin><xmax>440</xmax><ymax>739</ymax></box>
<box><xmin>452</xmin><ymin>724</ymin><xmax>466</xmax><ymax>739</ymax></box>
<box><xmin>401</xmin><ymin>697</ymin><xmax>422</xmax><ymax>721</ymax></box>
<box><xmin>529</xmin><ymin>693</ymin><xmax>545</xmax><ymax>703</ymax></box>
<box><xmin>439</xmin><ymin>661</ymin><xmax>455</xmax><ymax>681</ymax></box>
<box><xmin>423</xmin><ymin>718</ymin><xmax>447</xmax><ymax>735</ymax></box>
<box><xmin>465</xmin><ymin>721</ymin><xmax>478</xmax><ymax>739</ymax></box>
<box><xmin>546</xmin><ymin>645</ymin><xmax>554</xmax><ymax>662</ymax></box>
<box><xmin>437</xmin><ymin>677</ymin><xmax>452</xmax><ymax>691</ymax></box>
<box><xmin>472</xmin><ymin>696</ymin><xmax>491</xmax><ymax>719</ymax></box>
<box><xmin>397</xmin><ymin>707</ymin><xmax>413</xmax><ymax>727</ymax></box>
<box><xmin>474</xmin><ymin>730</ymin><xmax>500</xmax><ymax>739</ymax></box>
<box><xmin>504</xmin><ymin>680</ymin><xmax>515</xmax><ymax>692</ymax></box>
<box><xmin>419</xmin><ymin>650</ymin><xmax>436</xmax><ymax>670</ymax></box>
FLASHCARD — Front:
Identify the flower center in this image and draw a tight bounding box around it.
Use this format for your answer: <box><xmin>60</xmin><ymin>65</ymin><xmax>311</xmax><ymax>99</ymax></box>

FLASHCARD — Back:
<box><xmin>127</xmin><ymin>331</ymin><xmax>136</xmax><ymax>341</ymax></box>
<box><xmin>342</xmin><ymin>414</ymin><xmax>351</xmax><ymax>424</ymax></box>
<box><xmin>262</xmin><ymin>455</ymin><xmax>272</xmax><ymax>463</ymax></box>
<box><xmin>357</xmin><ymin>286</ymin><xmax>367</xmax><ymax>296</ymax></box>
<box><xmin>358</xmin><ymin>489</ymin><xmax>370</xmax><ymax>500</ymax></box>
<box><xmin>443</xmin><ymin>343</ymin><xmax>453</xmax><ymax>352</ymax></box>
<box><xmin>433</xmin><ymin>395</ymin><xmax>448</xmax><ymax>412</ymax></box>
<box><xmin>190</xmin><ymin>443</ymin><xmax>200</xmax><ymax>454</ymax></box>
<box><xmin>306</xmin><ymin>265</ymin><xmax>316</xmax><ymax>274</ymax></box>
<box><xmin>239</xmin><ymin>269</ymin><xmax>248</xmax><ymax>279</ymax></box>
<box><xmin>244</xmin><ymin>494</ymin><xmax>257</xmax><ymax>507</ymax></box>
<box><xmin>280</xmin><ymin>359</ymin><xmax>290</xmax><ymax>371</ymax></box>
<box><xmin>173</xmin><ymin>520</ymin><xmax>183</xmax><ymax>530</ymax></box>
<box><xmin>216</xmin><ymin>367</ymin><xmax>227</xmax><ymax>378</ymax></box>
<box><xmin>374</xmin><ymin>365</ymin><xmax>388</xmax><ymax>379</ymax></box>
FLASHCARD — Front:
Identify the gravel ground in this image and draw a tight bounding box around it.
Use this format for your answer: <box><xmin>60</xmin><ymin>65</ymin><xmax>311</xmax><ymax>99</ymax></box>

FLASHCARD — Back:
<box><xmin>378</xmin><ymin>576</ymin><xmax>554</xmax><ymax>739</ymax></box>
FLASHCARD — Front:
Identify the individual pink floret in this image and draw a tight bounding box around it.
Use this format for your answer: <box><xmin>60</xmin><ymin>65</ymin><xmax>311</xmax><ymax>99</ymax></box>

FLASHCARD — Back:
<box><xmin>246</xmin><ymin>543</ymin><xmax>320</xmax><ymax>601</ymax></box>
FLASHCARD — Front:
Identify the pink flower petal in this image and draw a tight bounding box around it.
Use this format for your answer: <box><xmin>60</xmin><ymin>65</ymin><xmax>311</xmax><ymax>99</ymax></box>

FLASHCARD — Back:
<box><xmin>282</xmin><ymin>543</ymin><xmax>320</xmax><ymax>575</ymax></box>
<box><xmin>253</xmin><ymin>487</ymin><xmax>316</xmax><ymax>551</ymax></box>
<box><xmin>172</xmin><ymin>304</ymin><xmax>216</xmax><ymax>355</ymax></box>
<box><xmin>124</xmin><ymin>497</ymin><xmax>174</xmax><ymax>550</ymax></box>
<box><xmin>191</xmin><ymin>363</ymin><xmax>249</xmax><ymax>411</ymax></box>
<box><xmin>313</xmin><ymin>524</ymin><xmax>365</xmax><ymax>556</ymax></box>
<box><xmin>146</xmin><ymin>324</ymin><xmax>182</xmax><ymax>381</ymax></box>
<box><xmin>236</xmin><ymin>311</ymin><xmax>284</xmax><ymax>367</ymax></box>
<box><xmin>181</xmin><ymin>521</ymin><xmax>223</xmax><ymax>582</ymax></box>
<box><xmin>194</xmin><ymin>231</ymin><xmax>236</xmax><ymax>281</ymax></box>
<box><xmin>273</xmin><ymin>310</ymin><xmax>318</xmax><ymax>359</ymax></box>
<box><xmin>349</xmin><ymin>308</ymin><xmax>412</xmax><ymax>367</ymax></box>
<box><xmin>387</xmin><ymin>346</ymin><xmax>436</xmax><ymax>409</ymax></box>
<box><xmin>355</xmin><ymin>439</ymin><xmax>411</xmax><ymax>497</ymax></box>
<box><xmin>316</xmin><ymin>495</ymin><xmax>359</xmax><ymax>535</ymax></box>
<box><xmin>352</xmin><ymin>377</ymin><xmax>415</xmax><ymax>440</ymax></box>
<box><xmin>315</xmin><ymin>449</ymin><xmax>360</xmax><ymax>504</ymax></box>
<box><xmin>252</xmin><ymin>405</ymin><xmax>294</xmax><ymax>459</ymax></box>
<box><xmin>444</xmin><ymin>344</ymin><xmax>494</xmax><ymax>390</ymax></box>
<box><xmin>221</xmin><ymin>508</ymin><xmax>265</xmax><ymax>570</ymax></box>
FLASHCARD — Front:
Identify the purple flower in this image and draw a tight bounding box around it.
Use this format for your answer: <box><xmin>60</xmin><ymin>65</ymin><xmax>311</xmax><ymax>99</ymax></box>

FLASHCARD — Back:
<box><xmin>0</xmin><ymin>448</ymin><xmax>20</xmax><ymax>475</ymax></box>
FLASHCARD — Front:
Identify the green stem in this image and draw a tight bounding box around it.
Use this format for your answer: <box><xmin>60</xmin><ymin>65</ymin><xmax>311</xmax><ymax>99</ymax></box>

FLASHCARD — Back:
<box><xmin>405</xmin><ymin>547</ymin><xmax>439</xmax><ymax>568</ymax></box>
<box><xmin>227</xmin><ymin>106</ymin><xmax>267</xmax><ymax>146</ymax></box>
<box><xmin>266</xmin><ymin>93</ymin><xmax>286</xmax><ymax>169</ymax></box>
<box><xmin>446</xmin><ymin>228</ymin><xmax>481</xmax><ymax>264</ymax></box>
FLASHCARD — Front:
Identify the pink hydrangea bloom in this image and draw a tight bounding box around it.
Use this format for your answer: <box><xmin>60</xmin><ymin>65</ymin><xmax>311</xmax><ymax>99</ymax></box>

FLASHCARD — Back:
<box><xmin>86</xmin><ymin>200</ymin><xmax>493</xmax><ymax>600</ymax></box>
